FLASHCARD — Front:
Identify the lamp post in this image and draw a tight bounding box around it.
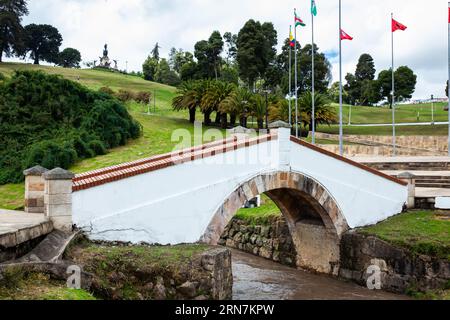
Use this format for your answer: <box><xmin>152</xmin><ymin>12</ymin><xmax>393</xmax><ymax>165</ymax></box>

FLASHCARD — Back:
<box><xmin>431</xmin><ymin>94</ymin><xmax>435</xmax><ymax>125</ymax></box>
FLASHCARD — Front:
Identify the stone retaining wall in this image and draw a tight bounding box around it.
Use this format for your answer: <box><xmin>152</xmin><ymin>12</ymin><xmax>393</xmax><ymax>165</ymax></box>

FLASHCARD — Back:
<box><xmin>340</xmin><ymin>231</ymin><xmax>450</xmax><ymax>294</ymax></box>
<box><xmin>219</xmin><ymin>217</ymin><xmax>298</xmax><ymax>267</ymax></box>
<box><xmin>315</xmin><ymin>133</ymin><xmax>447</xmax><ymax>156</ymax></box>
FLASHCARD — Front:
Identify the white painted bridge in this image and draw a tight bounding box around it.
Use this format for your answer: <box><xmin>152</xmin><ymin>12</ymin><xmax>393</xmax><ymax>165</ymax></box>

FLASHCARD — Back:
<box><xmin>23</xmin><ymin>122</ymin><xmax>409</xmax><ymax>274</ymax></box>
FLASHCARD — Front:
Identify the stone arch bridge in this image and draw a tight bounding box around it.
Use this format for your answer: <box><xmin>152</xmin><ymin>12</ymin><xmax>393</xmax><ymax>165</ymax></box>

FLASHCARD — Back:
<box><xmin>24</xmin><ymin>123</ymin><xmax>408</xmax><ymax>274</ymax></box>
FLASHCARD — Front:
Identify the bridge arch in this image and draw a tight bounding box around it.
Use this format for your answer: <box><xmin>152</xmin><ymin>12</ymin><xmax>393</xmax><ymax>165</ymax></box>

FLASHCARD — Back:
<box><xmin>201</xmin><ymin>171</ymin><xmax>350</xmax><ymax>275</ymax></box>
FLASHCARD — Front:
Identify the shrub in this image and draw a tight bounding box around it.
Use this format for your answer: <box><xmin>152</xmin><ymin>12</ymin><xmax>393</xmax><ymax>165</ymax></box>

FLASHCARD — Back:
<box><xmin>0</xmin><ymin>70</ymin><xmax>142</xmax><ymax>183</ymax></box>
<box><xmin>88</xmin><ymin>140</ymin><xmax>107</xmax><ymax>155</ymax></box>
<box><xmin>24</xmin><ymin>140</ymin><xmax>78</xmax><ymax>170</ymax></box>
<box><xmin>115</xmin><ymin>89</ymin><xmax>134</xmax><ymax>102</ymax></box>
<box><xmin>134</xmin><ymin>91</ymin><xmax>152</xmax><ymax>104</ymax></box>
<box><xmin>99</xmin><ymin>86</ymin><xmax>115</xmax><ymax>95</ymax></box>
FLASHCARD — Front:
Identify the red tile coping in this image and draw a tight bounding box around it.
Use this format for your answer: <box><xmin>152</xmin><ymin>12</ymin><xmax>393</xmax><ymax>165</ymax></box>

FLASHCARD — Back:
<box><xmin>73</xmin><ymin>137</ymin><xmax>239</xmax><ymax>182</ymax></box>
<box><xmin>290</xmin><ymin>136</ymin><xmax>408</xmax><ymax>187</ymax></box>
<box><xmin>72</xmin><ymin>133</ymin><xmax>278</xmax><ymax>192</ymax></box>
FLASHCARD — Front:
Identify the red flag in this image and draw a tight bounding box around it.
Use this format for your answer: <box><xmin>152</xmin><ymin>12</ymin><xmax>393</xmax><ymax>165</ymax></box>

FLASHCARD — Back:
<box><xmin>340</xmin><ymin>29</ymin><xmax>353</xmax><ymax>41</ymax></box>
<box><xmin>448</xmin><ymin>7</ymin><xmax>450</xmax><ymax>23</ymax></box>
<box><xmin>392</xmin><ymin>18</ymin><xmax>407</xmax><ymax>32</ymax></box>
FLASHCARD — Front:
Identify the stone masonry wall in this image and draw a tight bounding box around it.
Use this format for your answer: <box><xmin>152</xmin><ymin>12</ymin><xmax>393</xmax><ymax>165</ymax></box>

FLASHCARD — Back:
<box><xmin>340</xmin><ymin>231</ymin><xmax>450</xmax><ymax>294</ymax></box>
<box><xmin>315</xmin><ymin>133</ymin><xmax>447</xmax><ymax>157</ymax></box>
<box><xmin>219</xmin><ymin>217</ymin><xmax>298</xmax><ymax>267</ymax></box>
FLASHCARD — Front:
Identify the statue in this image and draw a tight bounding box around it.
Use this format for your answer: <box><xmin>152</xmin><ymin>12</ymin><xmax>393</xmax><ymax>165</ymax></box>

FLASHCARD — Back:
<box><xmin>99</xmin><ymin>43</ymin><xmax>112</xmax><ymax>68</ymax></box>
<box><xmin>96</xmin><ymin>43</ymin><xmax>118</xmax><ymax>70</ymax></box>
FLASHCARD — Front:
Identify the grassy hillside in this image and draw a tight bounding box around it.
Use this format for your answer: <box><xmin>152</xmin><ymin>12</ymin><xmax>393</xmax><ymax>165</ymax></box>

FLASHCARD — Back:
<box><xmin>0</xmin><ymin>62</ymin><xmax>180</xmax><ymax>118</ymax></box>
<box><xmin>334</xmin><ymin>103</ymin><xmax>449</xmax><ymax>125</ymax></box>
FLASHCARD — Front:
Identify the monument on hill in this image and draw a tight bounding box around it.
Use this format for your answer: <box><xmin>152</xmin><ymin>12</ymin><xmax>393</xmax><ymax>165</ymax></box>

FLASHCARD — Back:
<box><xmin>98</xmin><ymin>44</ymin><xmax>117</xmax><ymax>70</ymax></box>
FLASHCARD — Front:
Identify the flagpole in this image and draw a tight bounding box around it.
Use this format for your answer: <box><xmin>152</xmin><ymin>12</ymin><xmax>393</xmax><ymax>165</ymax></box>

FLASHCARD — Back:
<box><xmin>295</xmin><ymin>9</ymin><xmax>299</xmax><ymax>138</ymax></box>
<box><xmin>448</xmin><ymin>2</ymin><xmax>450</xmax><ymax>156</ymax></box>
<box><xmin>311</xmin><ymin>6</ymin><xmax>316</xmax><ymax>144</ymax></box>
<box><xmin>391</xmin><ymin>12</ymin><xmax>396</xmax><ymax>156</ymax></box>
<box><xmin>339</xmin><ymin>0</ymin><xmax>343</xmax><ymax>156</ymax></box>
<box><xmin>289</xmin><ymin>26</ymin><xmax>292</xmax><ymax>126</ymax></box>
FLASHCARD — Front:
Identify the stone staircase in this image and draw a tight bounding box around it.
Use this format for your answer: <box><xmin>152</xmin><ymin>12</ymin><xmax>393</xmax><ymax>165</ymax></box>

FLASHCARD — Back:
<box><xmin>355</xmin><ymin>157</ymin><xmax>450</xmax><ymax>209</ymax></box>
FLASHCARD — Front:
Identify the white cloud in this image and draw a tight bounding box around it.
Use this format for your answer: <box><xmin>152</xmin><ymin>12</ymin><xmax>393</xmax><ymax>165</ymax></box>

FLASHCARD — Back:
<box><xmin>9</xmin><ymin>0</ymin><xmax>450</xmax><ymax>99</ymax></box>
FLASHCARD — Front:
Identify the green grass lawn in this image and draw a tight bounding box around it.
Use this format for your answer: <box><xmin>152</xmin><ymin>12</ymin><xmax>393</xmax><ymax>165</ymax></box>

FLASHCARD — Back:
<box><xmin>235</xmin><ymin>194</ymin><xmax>282</xmax><ymax>225</ymax></box>
<box><xmin>317</xmin><ymin>124</ymin><xmax>449</xmax><ymax>136</ymax></box>
<box><xmin>359</xmin><ymin>211</ymin><xmax>450</xmax><ymax>261</ymax></box>
<box><xmin>0</xmin><ymin>269</ymin><xmax>95</xmax><ymax>300</ymax></box>
<box><xmin>334</xmin><ymin>103</ymin><xmax>449</xmax><ymax>125</ymax></box>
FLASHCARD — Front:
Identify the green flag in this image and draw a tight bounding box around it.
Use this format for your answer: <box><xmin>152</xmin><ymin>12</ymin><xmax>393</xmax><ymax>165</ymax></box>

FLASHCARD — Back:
<box><xmin>311</xmin><ymin>0</ymin><xmax>317</xmax><ymax>16</ymax></box>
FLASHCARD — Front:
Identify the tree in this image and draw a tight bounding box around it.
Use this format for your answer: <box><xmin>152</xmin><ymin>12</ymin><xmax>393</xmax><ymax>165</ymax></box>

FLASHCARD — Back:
<box><xmin>297</xmin><ymin>44</ymin><xmax>332</xmax><ymax>94</ymax></box>
<box><xmin>223</xmin><ymin>32</ymin><xmax>237</xmax><ymax>64</ymax></box>
<box><xmin>194</xmin><ymin>31</ymin><xmax>224</xmax><ymax>80</ymax></box>
<box><xmin>219</xmin><ymin>86</ymin><xmax>253</xmax><ymax>127</ymax></box>
<box><xmin>151</xmin><ymin>42</ymin><xmax>160</xmax><ymax>61</ymax></box>
<box><xmin>172</xmin><ymin>81</ymin><xmax>203</xmax><ymax>123</ymax></box>
<box><xmin>169</xmin><ymin>48</ymin><xmax>194</xmax><ymax>74</ymax></box>
<box><xmin>344</xmin><ymin>54</ymin><xmax>380</xmax><ymax>106</ymax></box>
<box><xmin>208</xmin><ymin>31</ymin><xmax>224</xmax><ymax>80</ymax></box>
<box><xmin>236</xmin><ymin>19</ymin><xmax>277</xmax><ymax>88</ymax></box>
<box><xmin>328</xmin><ymin>82</ymin><xmax>349</xmax><ymax>104</ymax></box>
<box><xmin>276</xmin><ymin>39</ymin><xmax>331</xmax><ymax>96</ymax></box>
<box><xmin>0</xmin><ymin>0</ymin><xmax>29</xmax><ymax>62</ymax></box>
<box><xmin>378</xmin><ymin>66</ymin><xmax>417</xmax><ymax>105</ymax></box>
<box><xmin>57</xmin><ymin>48</ymin><xmax>81</xmax><ymax>68</ymax></box>
<box><xmin>298</xmin><ymin>92</ymin><xmax>337</xmax><ymax>132</ymax></box>
<box><xmin>355</xmin><ymin>54</ymin><xmax>376</xmax><ymax>82</ymax></box>
<box><xmin>180</xmin><ymin>61</ymin><xmax>198</xmax><ymax>81</ymax></box>
<box><xmin>201</xmin><ymin>81</ymin><xmax>234</xmax><ymax>128</ymax></box>
<box><xmin>22</xmin><ymin>24</ymin><xmax>62</xmax><ymax>64</ymax></box>
<box><xmin>142</xmin><ymin>55</ymin><xmax>158</xmax><ymax>81</ymax></box>
<box><xmin>394</xmin><ymin>66</ymin><xmax>417</xmax><ymax>102</ymax></box>
<box><xmin>155</xmin><ymin>58</ymin><xmax>181</xmax><ymax>86</ymax></box>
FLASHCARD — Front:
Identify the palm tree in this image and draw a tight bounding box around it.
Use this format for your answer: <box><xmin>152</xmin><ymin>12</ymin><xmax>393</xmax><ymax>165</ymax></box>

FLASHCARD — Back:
<box><xmin>172</xmin><ymin>81</ymin><xmax>202</xmax><ymax>123</ymax></box>
<box><xmin>219</xmin><ymin>87</ymin><xmax>253</xmax><ymax>127</ymax></box>
<box><xmin>201</xmin><ymin>81</ymin><xmax>234</xmax><ymax>128</ymax></box>
<box><xmin>298</xmin><ymin>92</ymin><xmax>337</xmax><ymax>132</ymax></box>
<box><xmin>250</xmin><ymin>95</ymin><xmax>266</xmax><ymax>130</ymax></box>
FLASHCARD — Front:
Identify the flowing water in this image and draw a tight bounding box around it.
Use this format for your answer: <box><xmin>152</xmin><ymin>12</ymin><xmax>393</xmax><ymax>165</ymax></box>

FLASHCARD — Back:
<box><xmin>231</xmin><ymin>250</ymin><xmax>409</xmax><ymax>300</ymax></box>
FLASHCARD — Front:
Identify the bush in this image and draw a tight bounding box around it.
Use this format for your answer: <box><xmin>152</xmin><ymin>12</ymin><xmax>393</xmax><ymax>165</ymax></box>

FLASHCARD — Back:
<box><xmin>134</xmin><ymin>91</ymin><xmax>152</xmax><ymax>104</ymax></box>
<box><xmin>0</xmin><ymin>72</ymin><xmax>5</xmax><ymax>81</ymax></box>
<box><xmin>115</xmin><ymin>89</ymin><xmax>134</xmax><ymax>102</ymax></box>
<box><xmin>25</xmin><ymin>140</ymin><xmax>78</xmax><ymax>170</ymax></box>
<box><xmin>0</xmin><ymin>70</ymin><xmax>142</xmax><ymax>183</ymax></box>
<box><xmin>99</xmin><ymin>86</ymin><xmax>115</xmax><ymax>95</ymax></box>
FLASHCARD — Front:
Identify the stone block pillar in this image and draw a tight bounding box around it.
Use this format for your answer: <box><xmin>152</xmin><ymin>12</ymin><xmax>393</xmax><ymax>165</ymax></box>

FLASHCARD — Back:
<box><xmin>43</xmin><ymin>168</ymin><xmax>75</xmax><ymax>231</ymax></box>
<box><xmin>23</xmin><ymin>166</ymin><xmax>48</xmax><ymax>213</ymax></box>
<box><xmin>228</xmin><ymin>126</ymin><xmax>250</xmax><ymax>143</ymax></box>
<box><xmin>269</xmin><ymin>121</ymin><xmax>292</xmax><ymax>171</ymax></box>
<box><xmin>398</xmin><ymin>172</ymin><xmax>416</xmax><ymax>209</ymax></box>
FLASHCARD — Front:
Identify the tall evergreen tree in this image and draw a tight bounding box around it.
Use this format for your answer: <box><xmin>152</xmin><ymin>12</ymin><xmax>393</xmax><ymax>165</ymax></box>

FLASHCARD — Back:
<box><xmin>236</xmin><ymin>19</ymin><xmax>277</xmax><ymax>89</ymax></box>
<box><xmin>355</xmin><ymin>53</ymin><xmax>376</xmax><ymax>82</ymax></box>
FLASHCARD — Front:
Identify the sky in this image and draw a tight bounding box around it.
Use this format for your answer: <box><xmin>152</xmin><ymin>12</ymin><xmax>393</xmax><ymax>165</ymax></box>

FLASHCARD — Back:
<box><xmin>7</xmin><ymin>0</ymin><xmax>450</xmax><ymax>99</ymax></box>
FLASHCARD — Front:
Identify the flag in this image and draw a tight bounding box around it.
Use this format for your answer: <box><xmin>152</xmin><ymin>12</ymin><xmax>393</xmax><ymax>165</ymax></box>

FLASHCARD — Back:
<box><xmin>289</xmin><ymin>27</ymin><xmax>295</xmax><ymax>47</ymax></box>
<box><xmin>340</xmin><ymin>29</ymin><xmax>353</xmax><ymax>41</ymax></box>
<box><xmin>295</xmin><ymin>9</ymin><xmax>306</xmax><ymax>27</ymax></box>
<box><xmin>311</xmin><ymin>0</ymin><xmax>317</xmax><ymax>16</ymax></box>
<box><xmin>392</xmin><ymin>18</ymin><xmax>407</xmax><ymax>32</ymax></box>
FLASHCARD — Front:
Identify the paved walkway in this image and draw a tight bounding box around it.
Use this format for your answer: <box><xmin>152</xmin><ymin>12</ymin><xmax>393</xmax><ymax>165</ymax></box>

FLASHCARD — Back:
<box><xmin>0</xmin><ymin>209</ymin><xmax>52</xmax><ymax>248</ymax></box>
